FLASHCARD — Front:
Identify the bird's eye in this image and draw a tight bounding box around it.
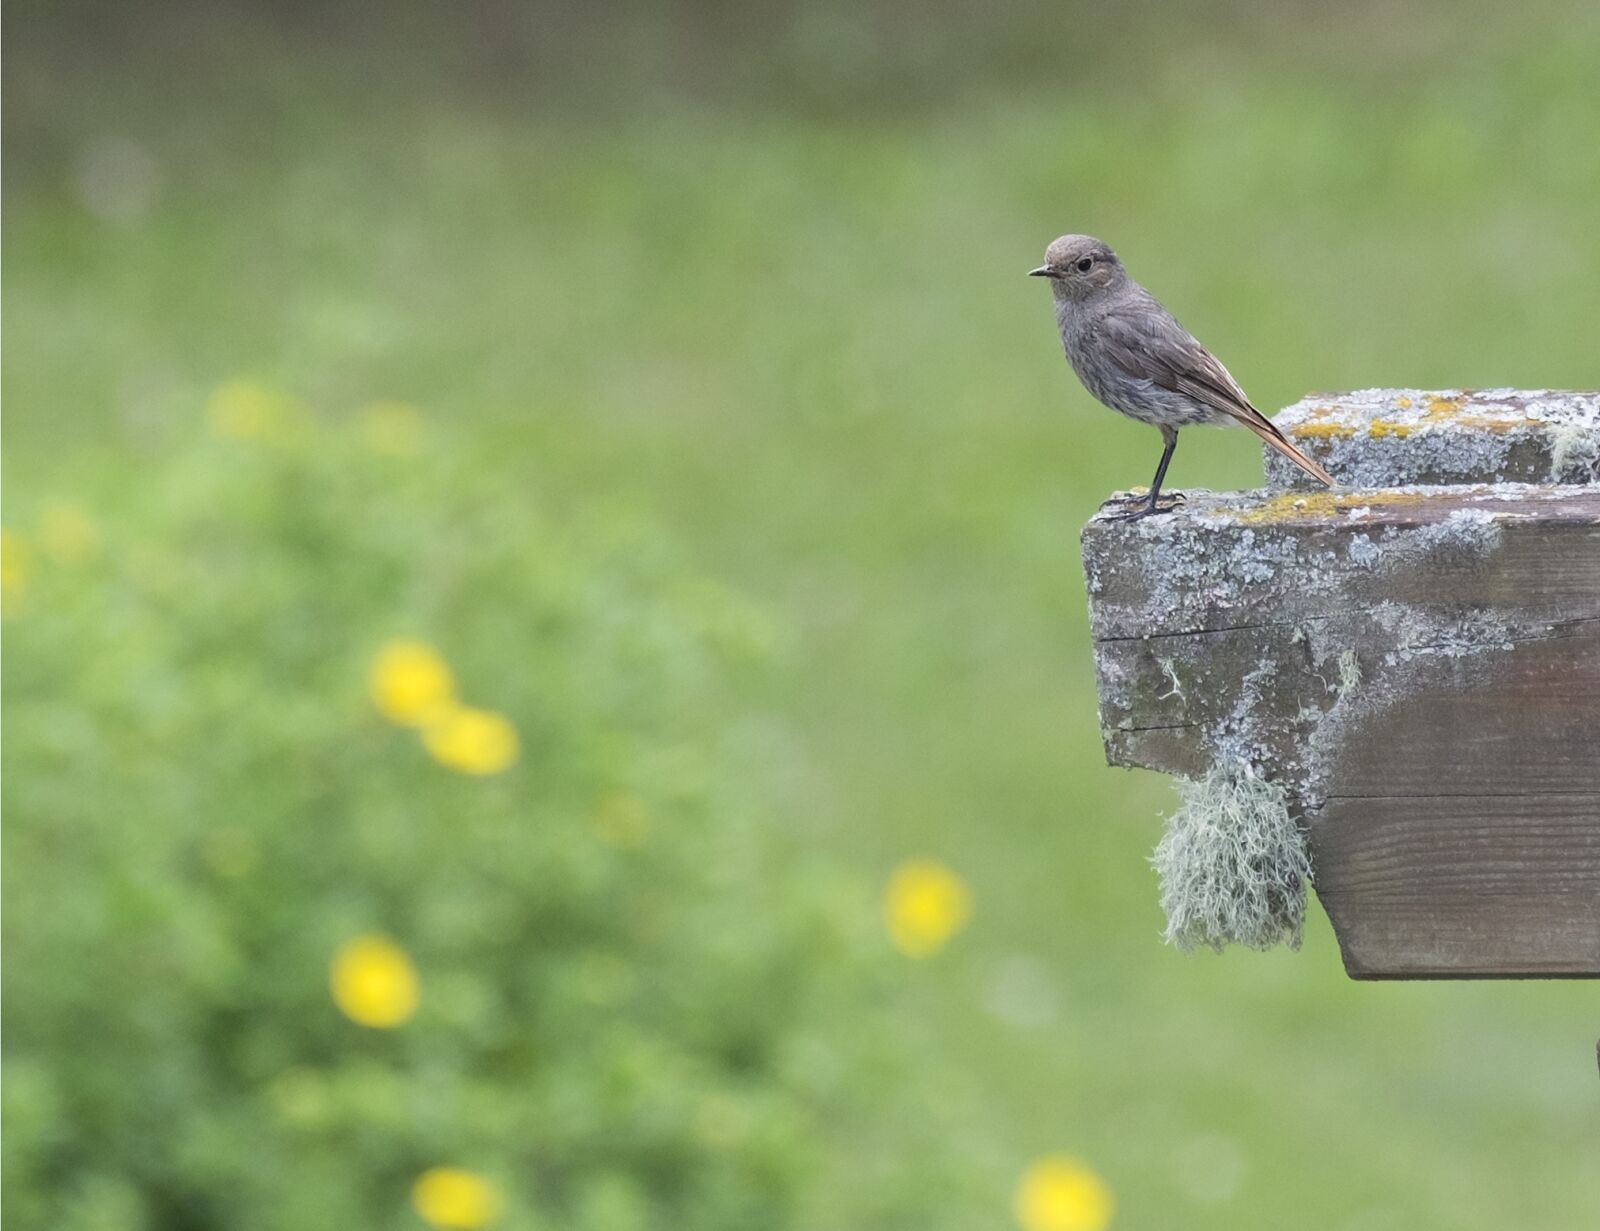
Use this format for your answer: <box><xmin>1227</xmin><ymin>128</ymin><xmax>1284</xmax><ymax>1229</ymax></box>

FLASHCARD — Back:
<box><xmin>1075</xmin><ymin>257</ymin><xmax>1093</xmax><ymax>272</ymax></box>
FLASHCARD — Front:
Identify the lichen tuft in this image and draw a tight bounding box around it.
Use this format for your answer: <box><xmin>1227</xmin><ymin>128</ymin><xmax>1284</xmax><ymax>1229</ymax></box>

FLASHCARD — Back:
<box><xmin>1151</xmin><ymin>764</ymin><xmax>1312</xmax><ymax>954</ymax></box>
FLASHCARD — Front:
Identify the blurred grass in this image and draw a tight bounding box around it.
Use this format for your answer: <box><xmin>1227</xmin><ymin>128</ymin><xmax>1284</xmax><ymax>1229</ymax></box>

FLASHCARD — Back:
<box><xmin>6</xmin><ymin>3</ymin><xmax>1600</xmax><ymax>1228</ymax></box>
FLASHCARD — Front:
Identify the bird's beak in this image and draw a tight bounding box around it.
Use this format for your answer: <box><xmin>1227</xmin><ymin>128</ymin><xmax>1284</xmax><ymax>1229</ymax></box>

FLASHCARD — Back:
<box><xmin>1028</xmin><ymin>265</ymin><xmax>1055</xmax><ymax>279</ymax></box>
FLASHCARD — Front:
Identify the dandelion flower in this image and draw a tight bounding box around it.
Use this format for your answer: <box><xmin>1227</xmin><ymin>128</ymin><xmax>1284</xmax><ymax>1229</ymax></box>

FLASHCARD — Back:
<box><xmin>359</xmin><ymin>400</ymin><xmax>425</xmax><ymax>456</ymax></box>
<box><xmin>883</xmin><ymin>858</ymin><xmax>972</xmax><ymax>958</ymax></box>
<box><xmin>412</xmin><ymin>1167</ymin><xmax>505</xmax><ymax>1230</ymax></box>
<box><xmin>39</xmin><ymin>502</ymin><xmax>100</xmax><ymax>564</ymax></box>
<box><xmin>422</xmin><ymin>703</ymin><xmax>519</xmax><ymax>776</ymax></box>
<box><xmin>370</xmin><ymin>639</ymin><xmax>457</xmax><ymax>726</ymax></box>
<box><xmin>1014</xmin><ymin>1156</ymin><xmax>1114</xmax><ymax>1231</ymax></box>
<box><xmin>329</xmin><ymin>934</ymin><xmax>419</xmax><ymax>1028</ymax></box>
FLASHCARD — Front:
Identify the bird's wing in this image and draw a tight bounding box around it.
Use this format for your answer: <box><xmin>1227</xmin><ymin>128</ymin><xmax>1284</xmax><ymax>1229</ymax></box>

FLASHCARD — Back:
<box><xmin>1096</xmin><ymin>298</ymin><xmax>1335</xmax><ymax>486</ymax></box>
<box><xmin>1096</xmin><ymin>296</ymin><xmax>1260</xmax><ymax>423</ymax></box>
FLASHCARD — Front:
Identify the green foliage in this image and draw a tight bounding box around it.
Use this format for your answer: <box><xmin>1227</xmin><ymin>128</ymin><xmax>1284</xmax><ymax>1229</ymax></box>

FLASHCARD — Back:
<box><xmin>1</xmin><ymin>423</ymin><xmax>949</xmax><ymax>1230</ymax></box>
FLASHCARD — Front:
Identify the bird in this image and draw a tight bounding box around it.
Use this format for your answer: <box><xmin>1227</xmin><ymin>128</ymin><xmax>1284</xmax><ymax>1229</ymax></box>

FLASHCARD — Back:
<box><xmin>1030</xmin><ymin>234</ymin><xmax>1334</xmax><ymax>519</ymax></box>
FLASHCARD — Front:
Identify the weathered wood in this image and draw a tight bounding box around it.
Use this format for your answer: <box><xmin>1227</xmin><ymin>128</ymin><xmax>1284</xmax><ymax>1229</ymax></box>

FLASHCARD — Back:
<box><xmin>1082</xmin><ymin>390</ymin><xmax>1600</xmax><ymax>978</ymax></box>
<box><xmin>1265</xmin><ymin>389</ymin><xmax>1600</xmax><ymax>489</ymax></box>
<box><xmin>1310</xmin><ymin>623</ymin><xmax>1600</xmax><ymax>977</ymax></box>
<box><xmin>1087</xmin><ymin>487</ymin><xmax>1600</xmax><ymax>783</ymax></box>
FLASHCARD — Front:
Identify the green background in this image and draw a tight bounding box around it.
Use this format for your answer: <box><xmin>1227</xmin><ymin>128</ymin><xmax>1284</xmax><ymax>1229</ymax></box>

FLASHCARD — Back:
<box><xmin>6</xmin><ymin>2</ymin><xmax>1599</xmax><ymax>1227</ymax></box>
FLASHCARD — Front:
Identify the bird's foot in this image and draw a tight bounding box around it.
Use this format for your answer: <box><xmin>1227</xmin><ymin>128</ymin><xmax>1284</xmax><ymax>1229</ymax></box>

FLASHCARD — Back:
<box><xmin>1101</xmin><ymin>492</ymin><xmax>1185</xmax><ymax>521</ymax></box>
<box><xmin>1105</xmin><ymin>487</ymin><xmax>1185</xmax><ymax>506</ymax></box>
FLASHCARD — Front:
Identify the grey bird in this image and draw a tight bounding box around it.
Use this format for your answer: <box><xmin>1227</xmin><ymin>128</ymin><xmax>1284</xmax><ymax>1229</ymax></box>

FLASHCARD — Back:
<box><xmin>1031</xmin><ymin>235</ymin><xmax>1334</xmax><ymax>518</ymax></box>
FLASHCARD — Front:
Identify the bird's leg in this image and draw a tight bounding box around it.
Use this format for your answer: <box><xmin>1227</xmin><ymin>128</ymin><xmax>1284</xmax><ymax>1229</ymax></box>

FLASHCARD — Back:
<box><xmin>1105</xmin><ymin>428</ymin><xmax>1183</xmax><ymax>520</ymax></box>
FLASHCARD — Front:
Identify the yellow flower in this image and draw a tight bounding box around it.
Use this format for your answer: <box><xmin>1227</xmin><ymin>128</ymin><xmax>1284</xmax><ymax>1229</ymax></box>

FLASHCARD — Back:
<box><xmin>370</xmin><ymin>639</ymin><xmax>457</xmax><ymax>726</ymax></box>
<box><xmin>422</xmin><ymin>703</ymin><xmax>519</xmax><ymax>776</ymax></box>
<box><xmin>1014</xmin><ymin>1156</ymin><xmax>1115</xmax><ymax>1231</ymax></box>
<box><xmin>592</xmin><ymin>792</ymin><xmax>653</xmax><ymax>849</ymax></box>
<box><xmin>39</xmin><ymin>502</ymin><xmax>100</xmax><ymax>564</ymax></box>
<box><xmin>412</xmin><ymin>1167</ymin><xmax>505</xmax><ymax>1230</ymax></box>
<box><xmin>359</xmin><ymin>400</ymin><xmax>425</xmax><ymax>456</ymax></box>
<box><xmin>1</xmin><ymin>529</ymin><xmax>32</xmax><ymax>611</ymax></box>
<box><xmin>883</xmin><ymin>858</ymin><xmax>972</xmax><ymax>957</ymax></box>
<box><xmin>329</xmin><ymin>934</ymin><xmax>419</xmax><ymax>1028</ymax></box>
<box><xmin>206</xmin><ymin>380</ymin><xmax>307</xmax><ymax>443</ymax></box>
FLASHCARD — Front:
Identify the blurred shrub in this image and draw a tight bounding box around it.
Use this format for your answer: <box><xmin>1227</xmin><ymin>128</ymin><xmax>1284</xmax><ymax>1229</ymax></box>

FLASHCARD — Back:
<box><xmin>1</xmin><ymin>412</ymin><xmax>960</xmax><ymax>1229</ymax></box>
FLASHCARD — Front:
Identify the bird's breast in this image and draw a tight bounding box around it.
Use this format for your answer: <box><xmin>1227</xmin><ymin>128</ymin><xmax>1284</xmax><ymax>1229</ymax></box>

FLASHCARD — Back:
<box><xmin>1060</xmin><ymin>316</ymin><xmax>1208</xmax><ymax>427</ymax></box>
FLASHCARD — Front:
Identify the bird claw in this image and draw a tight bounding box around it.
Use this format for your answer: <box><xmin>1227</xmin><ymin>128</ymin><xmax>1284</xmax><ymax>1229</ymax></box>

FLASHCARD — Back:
<box><xmin>1101</xmin><ymin>492</ymin><xmax>1185</xmax><ymax>521</ymax></box>
<box><xmin>1105</xmin><ymin>489</ymin><xmax>1185</xmax><ymax>506</ymax></box>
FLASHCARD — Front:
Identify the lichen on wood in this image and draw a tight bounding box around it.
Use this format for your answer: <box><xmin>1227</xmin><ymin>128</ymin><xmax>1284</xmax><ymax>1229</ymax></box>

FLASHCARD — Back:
<box><xmin>1263</xmin><ymin>388</ymin><xmax>1600</xmax><ymax>489</ymax></box>
<box><xmin>1081</xmin><ymin>390</ymin><xmax>1600</xmax><ymax>973</ymax></box>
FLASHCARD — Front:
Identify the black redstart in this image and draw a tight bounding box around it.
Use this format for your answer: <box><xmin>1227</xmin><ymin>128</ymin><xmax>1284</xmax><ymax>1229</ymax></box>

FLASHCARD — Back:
<box><xmin>1031</xmin><ymin>234</ymin><xmax>1334</xmax><ymax>517</ymax></box>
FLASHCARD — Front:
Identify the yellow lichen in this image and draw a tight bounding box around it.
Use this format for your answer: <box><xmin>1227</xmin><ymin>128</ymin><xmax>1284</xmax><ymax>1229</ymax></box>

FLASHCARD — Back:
<box><xmin>1296</xmin><ymin>407</ymin><xmax>1527</xmax><ymax>438</ymax></box>
<box><xmin>1225</xmin><ymin>488</ymin><xmax>1433</xmax><ymax>525</ymax></box>
<box><xmin>1394</xmin><ymin>395</ymin><xmax>1413</xmax><ymax>409</ymax></box>
<box><xmin>1287</xmin><ymin>422</ymin><xmax>1357</xmax><ymax>440</ymax></box>
<box><xmin>1411</xmin><ymin>394</ymin><xmax>1535</xmax><ymax>433</ymax></box>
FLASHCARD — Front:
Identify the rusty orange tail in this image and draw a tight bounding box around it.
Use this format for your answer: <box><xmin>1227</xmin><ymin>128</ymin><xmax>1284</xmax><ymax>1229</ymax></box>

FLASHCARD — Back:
<box><xmin>1237</xmin><ymin>414</ymin><xmax>1335</xmax><ymax>487</ymax></box>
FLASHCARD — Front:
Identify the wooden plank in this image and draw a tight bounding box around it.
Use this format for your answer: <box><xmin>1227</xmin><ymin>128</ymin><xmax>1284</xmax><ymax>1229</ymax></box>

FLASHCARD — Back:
<box><xmin>1308</xmin><ymin>627</ymin><xmax>1600</xmax><ymax>976</ymax></box>
<box><xmin>1081</xmin><ymin>480</ymin><xmax>1600</xmax><ymax>977</ymax></box>
<box><xmin>1314</xmin><ymin>795</ymin><xmax>1600</xmax><ymax>979</ymax></box>
<box><xmin>1318</xmin><ymin>622</ymin><xmax>1600</xmax><ymax>801</ymax></box>
<box><xmin>1084</xmin><ymin>487</ymin><xmax>1600</xmax><ymax>784</ymax></box>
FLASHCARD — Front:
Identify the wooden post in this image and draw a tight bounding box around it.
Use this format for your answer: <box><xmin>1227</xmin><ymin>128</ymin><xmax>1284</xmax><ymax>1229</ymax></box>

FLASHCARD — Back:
<box><xmin>1081</xmin><ymin>389</ymin><xmax>1600</xmax><ymax>978</ymax></box>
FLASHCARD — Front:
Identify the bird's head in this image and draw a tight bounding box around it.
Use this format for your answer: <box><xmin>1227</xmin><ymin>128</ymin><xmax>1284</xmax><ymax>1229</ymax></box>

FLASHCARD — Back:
<box><xmin>1029</xmin><ymin>235</ymin><xmax>1126</xmax><ymax>301</ymax></box>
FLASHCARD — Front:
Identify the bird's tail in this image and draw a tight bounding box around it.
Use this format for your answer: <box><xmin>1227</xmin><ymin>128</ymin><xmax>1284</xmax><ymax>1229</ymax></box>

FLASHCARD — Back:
<box><xmin>1235</xmin><ymin>412</ymin><xmax>1336</xmax><ymax>487</ymax></box>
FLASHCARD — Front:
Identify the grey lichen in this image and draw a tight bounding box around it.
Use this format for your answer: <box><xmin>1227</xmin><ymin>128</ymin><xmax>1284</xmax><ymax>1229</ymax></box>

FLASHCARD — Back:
<box><xmin>1153</xmin><ymin>763</ymin><xmax>1312</xmax><ymax>953</ymax></box>
<box><xmin>1336</xmin><ymin>649</ymin><xmax>1362</xmax><ymax>694</ymax></box>
<box><xmin>1346</xmin><ymin>534</ymin><xmax>1381</xmax><ymax>567</ymax></box>
<box><xmin>1550</xmin><ymin>418</ymin><xmax>1600</xmax><ymax>482</ymax></box>
<box><xmin>1391</xmin><ymin>507</ymin><xmax>1504</xmax><ymax>567</ymax></box>
<box><xmin>1263</xmin><ymin>388</ymin><xmax>1600</xmax><ymax>489</ymax></box>
<box><xmin>1087</xmin><ymin>499</ymin><xmax>1331</xmax><ymax>635</ymax></box>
